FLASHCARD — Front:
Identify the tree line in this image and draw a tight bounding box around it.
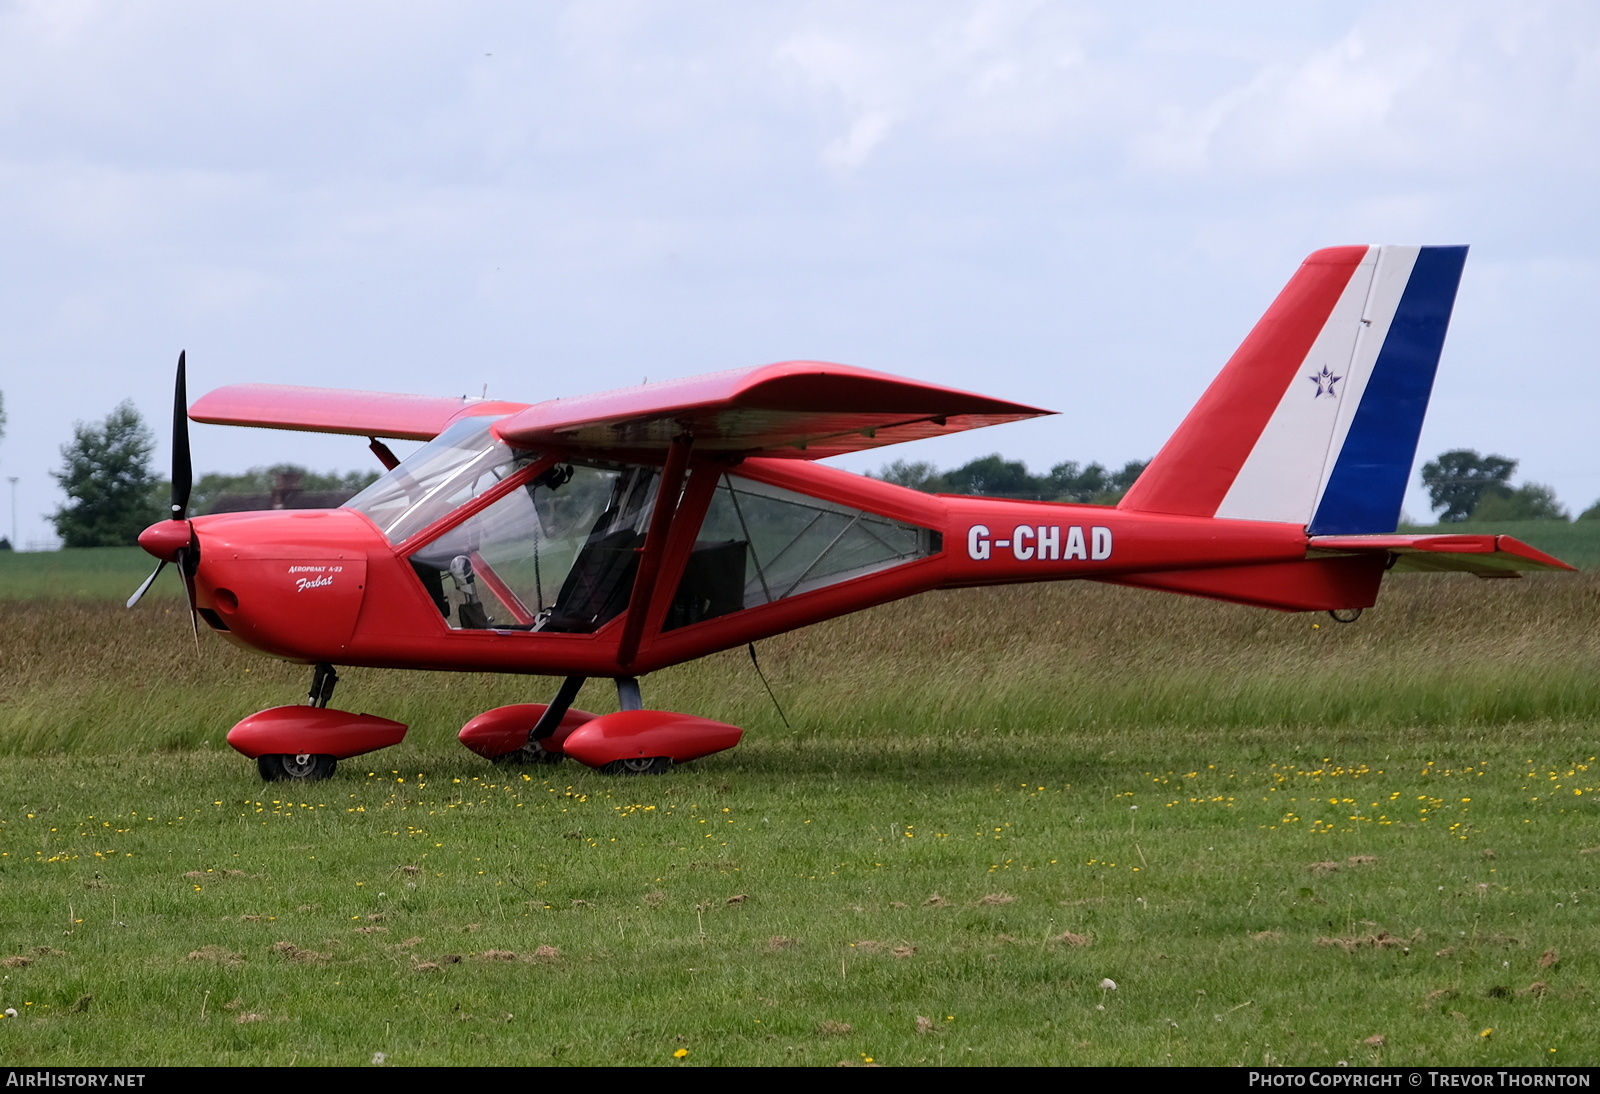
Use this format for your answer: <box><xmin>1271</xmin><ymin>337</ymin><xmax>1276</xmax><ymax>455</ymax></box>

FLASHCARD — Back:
<box><xmin>879</xmin><ymin>448</ymin><xmax>1596</xmax><ymax>524</ymax></box>
<box><xmin>874</xmin><ymin>455</ymin><xmax>1149</xmax><ymax>504</ymax></box>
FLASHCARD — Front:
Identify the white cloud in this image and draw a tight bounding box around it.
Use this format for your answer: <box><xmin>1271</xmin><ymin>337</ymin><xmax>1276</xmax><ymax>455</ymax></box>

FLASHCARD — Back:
<box><xmin>1129</xmin><ymin>3</ymin><xmax>1600</xmax><ymax>181</ymax></box>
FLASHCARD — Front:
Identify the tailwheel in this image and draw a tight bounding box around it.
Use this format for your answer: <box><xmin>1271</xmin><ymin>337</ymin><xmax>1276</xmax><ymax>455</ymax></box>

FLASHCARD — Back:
<box><xmin>258</xmin><ymin>753</ymin><xmax>338</xmax><ymax>782</ymax></box>
<box><xmin>600</xmin><ymin>756</ymin><xmax>673</xmax><ymax>776</ymax></box>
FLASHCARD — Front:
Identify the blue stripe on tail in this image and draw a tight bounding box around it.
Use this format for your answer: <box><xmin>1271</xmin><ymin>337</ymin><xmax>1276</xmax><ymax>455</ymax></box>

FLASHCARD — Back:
<box><xmin>1308</xmin><ymin>245</ymin><xmax>1468</xmax><ymax>535</ymax></box>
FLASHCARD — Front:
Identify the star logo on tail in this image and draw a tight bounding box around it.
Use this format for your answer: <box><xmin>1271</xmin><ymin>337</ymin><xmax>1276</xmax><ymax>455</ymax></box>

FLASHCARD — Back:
<box><xmin>1308</xmin><ymin>365</ymin><xmax>1342</xmax><ymax>398</ymax></box>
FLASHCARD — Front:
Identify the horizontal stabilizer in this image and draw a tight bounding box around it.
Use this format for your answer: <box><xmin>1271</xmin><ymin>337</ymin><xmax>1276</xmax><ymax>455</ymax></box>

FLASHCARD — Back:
<box><xmin>1308</xmin><ymin>533</ymin><xmax>1575</xmax><ymax>577</ymax></box>
<box><xmin>492</xmin><ymin>361</ymin><xmax>1051</xmax><ymax>459</ymax></box>
<box><xmin>190</xmin><ymin>385</ymin><xmax>531</xmax><ymax>441</ymax></box>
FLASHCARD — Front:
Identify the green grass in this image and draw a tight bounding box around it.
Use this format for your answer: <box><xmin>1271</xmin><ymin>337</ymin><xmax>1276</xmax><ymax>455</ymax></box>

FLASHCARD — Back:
<box><xmin>1</xmin><ymin>569</ymin><xmax>1598</xmax><ymax>1065</ymax></box>
<box><xmin>0</xmin><ymin>733</ymin><xmax>1595</xmax><ymax>1066</ymax></box>
<box><xmin>0</xmin><ymin>547</ymin><xmax>176</xmax><ymax>602</ymax></box>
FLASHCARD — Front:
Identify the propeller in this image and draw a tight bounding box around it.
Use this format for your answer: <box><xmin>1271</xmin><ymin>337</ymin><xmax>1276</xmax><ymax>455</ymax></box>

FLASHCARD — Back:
<box><xmin>128</xmin><ymin>351</ymin><xmax>200</xmax><ymax>642</ymax></box>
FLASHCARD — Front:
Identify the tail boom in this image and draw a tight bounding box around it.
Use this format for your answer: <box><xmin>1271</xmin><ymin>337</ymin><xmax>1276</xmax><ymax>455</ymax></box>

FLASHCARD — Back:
<box><xmin>936</xmin><ymin>498</ymin><xmax>1572</xmax><ymax>613</ymax></box>
<box><xmin>938</xmin><ymin>495</ymin><xmax>1383</xmax><ymax>611</ymax></box>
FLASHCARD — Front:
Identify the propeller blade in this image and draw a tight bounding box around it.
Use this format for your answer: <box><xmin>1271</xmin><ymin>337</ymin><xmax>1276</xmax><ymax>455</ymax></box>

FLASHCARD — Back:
<box><xmin>126</xmin><ymin>560</ymin><xmax>167</xmax><ymax>609</ymax></box>
<box><xmin>130</xmin><ymin>353</ymin><xmax>201</xmax><ymax>621</ymax></box>
<box><xmin>176</xmin><ymin>543</ymin><xmax>200</xmax><ymax>648</ymax></box>
<box><xmin>170</xmin><ymin>351</ymin><xmax>192</xmax><ymax>521</ymax></box>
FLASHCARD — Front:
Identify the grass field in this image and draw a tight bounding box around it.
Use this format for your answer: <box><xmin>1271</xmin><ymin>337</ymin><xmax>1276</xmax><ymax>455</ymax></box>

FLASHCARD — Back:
<box><xmin>0</xmin><ymin>547</ymin><xmax>176</xmax><ymax>601</ymax></box>
<box><xmin>0</xmin><ymin>547</ymin><xmax>1597</xmax><ymax>1065</ymax></box>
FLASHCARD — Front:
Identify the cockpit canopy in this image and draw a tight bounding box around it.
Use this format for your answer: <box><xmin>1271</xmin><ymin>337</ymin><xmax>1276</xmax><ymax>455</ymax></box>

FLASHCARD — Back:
<box><xmin>343</xmin><ymin>415</ymin><xmax>532</xmax><ymax>545</ymax></box>
<box><xmin>345</xmin><ymin>415</ymin><xmax>940</xmax><ymax>638</ymax></box>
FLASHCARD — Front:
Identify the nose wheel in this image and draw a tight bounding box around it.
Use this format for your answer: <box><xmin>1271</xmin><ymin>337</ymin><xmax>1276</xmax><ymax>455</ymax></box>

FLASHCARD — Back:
<box><xmin>227</xmin><ymin>671</ymin><xmax>413</xmax><ymax>783</ymax></box>
<box><xmin>257</xmin><ymin>753</ymin><xmax>338</xmax><ymax>782</ymax></box>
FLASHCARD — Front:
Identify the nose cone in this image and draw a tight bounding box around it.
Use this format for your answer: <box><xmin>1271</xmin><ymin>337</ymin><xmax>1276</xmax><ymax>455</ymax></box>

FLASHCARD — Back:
<box><xmin>138</xmin><ymin>519</ymin><xmax>194</xmax><ymax>563</ymax></box>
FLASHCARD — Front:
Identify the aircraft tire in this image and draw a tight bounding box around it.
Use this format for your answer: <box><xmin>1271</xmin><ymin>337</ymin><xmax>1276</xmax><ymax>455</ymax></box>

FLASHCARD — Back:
<box><xmin>494</xmin><ymin>745</ymin><xmax>565</xmax><ymax>766</ymax></box>
<box><xmin>600</xmin><ymin>757</ymin><xmax>673</xmax><ymax>776</ymax></box>
<box><xmin>257</xmin><ymin>753</ymin><xmax>338</xmax><ymax>782</ymax></box>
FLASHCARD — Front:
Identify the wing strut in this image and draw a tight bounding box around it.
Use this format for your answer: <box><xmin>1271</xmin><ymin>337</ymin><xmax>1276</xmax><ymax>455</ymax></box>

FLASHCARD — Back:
<box><xmin>615</xmin><ymin>433</ymin><xmax>694</xmax><ymax>668</ymax></box>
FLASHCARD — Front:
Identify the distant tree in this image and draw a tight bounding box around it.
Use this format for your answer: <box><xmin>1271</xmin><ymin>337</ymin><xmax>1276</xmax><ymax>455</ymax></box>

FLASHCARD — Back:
<box><xmin>1467</xmin><ymin>482</ymin><xmax>1569</xmax><ymax>523</ymax></box>
<box><xmin>1580</xmin><ymin>499</ymin><xmax>1600</xmax><ymax>522</ymax></box>
<box><xmin>940</xmin><ymin>454</ymin><xmax>1040</xmax><ymax>498</ymax></box>
<box><xmin>872</xmin><ymin>454</ymin><xmax>1148</xmax><ymax>504</ymax></box>
<box><xmin>51</xmin><ymin>401</ymin><xmax>162</xmax><ymax>547</ymax></box>
<box><xmin>1109</xmin><ymin>459</ymin><xmax>1147</xmax><ymax>491</ymax></box>
<box><xmin>873</xmin><ymin>459</ymin><xmax>944</xmax><ymax>492</ymax></box>
<box><xmin>1043</xmin><ymin>460</ymin><xmax>1109</xmax><ymax>503</ymax></box>
<box><xmin>0</xmin><ymin>388</ymin><xmax>7</xmax><ymax>543</ymax></box>
<box><xmin>1421</xmin><ymin>449</ymin><xmax>1517</xmax><ymax>523</ymax></box>
<box><xmin>1095</xmin><ymin>458</ymin><xmax>1147</xmax><ymax>505</ymax></box>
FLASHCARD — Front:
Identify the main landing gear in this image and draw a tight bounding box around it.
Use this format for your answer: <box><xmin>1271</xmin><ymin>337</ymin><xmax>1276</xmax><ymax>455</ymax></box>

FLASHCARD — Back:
<box><xmin>457</xmin><ymin>675</ymin><xmax>743</xmax><ymax>775</ymax></box>
<box><xmin>486</xmin><ymin>675</ymin><xmax>592</xmax><ymax>767</ymax></box>
<box><xmin>224</xmin><ymin>668</ymin><xmax>744</xmax><ymax>782</ymax></box>
<box><xmin>601</xmin><ymin>756</ymin><xmax>673</xmax><ymax>776</ymax></box>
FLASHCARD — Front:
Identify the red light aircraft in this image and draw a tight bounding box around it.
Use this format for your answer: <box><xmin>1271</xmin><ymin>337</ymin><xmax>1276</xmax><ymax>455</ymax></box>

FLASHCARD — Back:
<box><xmin>131</xmin><ymin>245</ymin><xmax>1571</xmax><ymax>782</ymax></box>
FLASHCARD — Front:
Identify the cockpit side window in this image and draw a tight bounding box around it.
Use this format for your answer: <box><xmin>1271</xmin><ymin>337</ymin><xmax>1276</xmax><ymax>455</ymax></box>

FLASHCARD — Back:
<box><xmin>665</xmin><ymin>472</ymin><xmax>940</xmax><ymax>630</ymax></box>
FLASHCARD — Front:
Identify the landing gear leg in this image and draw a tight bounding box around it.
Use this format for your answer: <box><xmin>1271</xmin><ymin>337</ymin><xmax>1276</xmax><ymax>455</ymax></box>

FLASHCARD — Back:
<box><xmin>307</xmin><ymin>662</ymin><xmax>339</xmax><ymax>708</ymax></box>
<box><xmin>531</xmin><ymin>676</ymin><xmax>588</xmax><ymax>742</ymax></box>
<box><xmin>497</xmin><ymin>676</ymin><xmax>588</xmax><ymax>766</ymax></box>
<box><xmin>615</xmin><ymin>676</ymin><xmax>642</xmax><ymax>712</ymax></box>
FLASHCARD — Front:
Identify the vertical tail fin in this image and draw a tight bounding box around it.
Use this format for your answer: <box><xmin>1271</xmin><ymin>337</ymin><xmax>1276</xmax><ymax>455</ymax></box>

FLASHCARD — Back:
<box><xmin>1119</xmin><ymin>245</ymin><xmax>1468</xmax><ymax>533</ymax></box>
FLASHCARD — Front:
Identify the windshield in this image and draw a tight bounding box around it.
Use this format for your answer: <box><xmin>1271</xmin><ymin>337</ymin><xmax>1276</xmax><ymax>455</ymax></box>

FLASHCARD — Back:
<box><xmin>343</xmin><ymin>416</ymin><xmax>537</xmax><ymax>544</ymax></box>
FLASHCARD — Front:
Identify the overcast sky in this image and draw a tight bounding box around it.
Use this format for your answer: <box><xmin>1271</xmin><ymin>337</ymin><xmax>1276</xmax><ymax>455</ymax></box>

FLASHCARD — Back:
<box><xmin>1</xmin><ymin>1</ymin><xmax>1596</xmax><ymax>547</ymax></box>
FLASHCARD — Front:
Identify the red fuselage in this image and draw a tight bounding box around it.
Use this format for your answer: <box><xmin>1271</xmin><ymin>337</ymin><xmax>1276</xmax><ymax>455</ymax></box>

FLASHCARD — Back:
<box><xmin>165</xmin><ymin>456</ymin><xmax>1368</xmax><ymax>679</ymax></box>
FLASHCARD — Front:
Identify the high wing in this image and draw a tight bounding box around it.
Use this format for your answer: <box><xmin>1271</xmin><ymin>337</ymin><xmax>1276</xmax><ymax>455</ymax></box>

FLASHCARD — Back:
<box><xmin>189</xmin><ymin>384</ymin><xmax>532</xmax><ymax>441</ymax></box>
<box><xmin>189</xmin><ymin>363</ymin><xmax>1050</xmax><ymax>458</ymax></box>
<box><xmin>1308</xmin><ymin>533</ymin><xmax>1574</xmax><ymax>577</ymax></box>
<box><xmin>491</xmin><ymin>361</ymin><xmax>1053</xmax><ymax>459</ymax></box>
